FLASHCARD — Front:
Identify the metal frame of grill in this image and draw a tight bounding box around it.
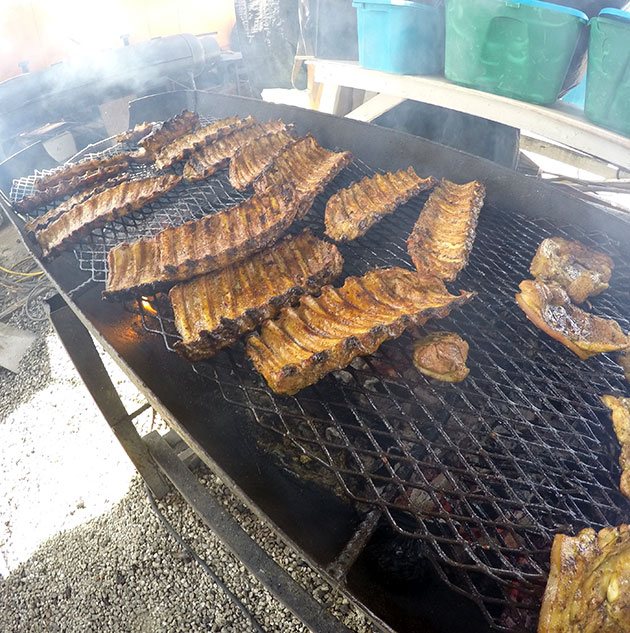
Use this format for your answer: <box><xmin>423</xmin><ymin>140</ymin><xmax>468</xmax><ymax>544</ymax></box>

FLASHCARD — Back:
<box><xmin>3</xmin><ymin>91</ymin><xmax>630</xmax><ymax>633</ymax></box>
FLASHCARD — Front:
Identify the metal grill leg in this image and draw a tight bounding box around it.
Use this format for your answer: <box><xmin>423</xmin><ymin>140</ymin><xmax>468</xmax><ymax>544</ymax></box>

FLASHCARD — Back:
<box><xmin>45</xmin><ymin>294</ymin><xmax>169</xmax><ymax>498</ymax></box>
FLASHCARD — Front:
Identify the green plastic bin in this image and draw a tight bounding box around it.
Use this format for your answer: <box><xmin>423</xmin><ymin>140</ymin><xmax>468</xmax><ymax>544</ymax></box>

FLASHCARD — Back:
<box><xmin>585</xmin><ymin>9</ymin><xmax>630</xmax><ymax>137</ymax></box>
<box><xmin>444</xmin><ymin>0</ymin><xmax>588</xmax><ymax>105</ymax></box>
<box><xmin>353</xmin><ymin>0</ymin><xmax>444</xmax><ymax>75</ymax></box>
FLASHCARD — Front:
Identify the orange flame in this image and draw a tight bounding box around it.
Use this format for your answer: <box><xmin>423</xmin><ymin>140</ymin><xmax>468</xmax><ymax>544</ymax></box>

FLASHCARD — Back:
<box><xmin>141</xmin><ymin>296</ymin><xmax>157</xmax><ymax>315</ymax></box>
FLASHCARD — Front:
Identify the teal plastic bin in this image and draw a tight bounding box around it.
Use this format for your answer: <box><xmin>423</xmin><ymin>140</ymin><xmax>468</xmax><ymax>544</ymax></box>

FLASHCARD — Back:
<box><xmin>585</xmin><ymin>9</ymin><xmax>630</xmax><ymax>137</ymax></box>
<box><xmin>352</xmin><ymin>0</ymin><xmax>444</xmax><ymax>75</ymax></box>
<box><xmin>444</xmin><ymin>0</ymin><xmax>588</xmax><ymax>105</ymax></box>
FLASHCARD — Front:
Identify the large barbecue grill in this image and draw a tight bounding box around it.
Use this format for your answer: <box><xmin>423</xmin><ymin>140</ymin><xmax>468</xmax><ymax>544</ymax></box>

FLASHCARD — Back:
<box><xmin>2</xmin><ymin>90</ymin><xmax>629</xmax><ymax>633</ymax></box>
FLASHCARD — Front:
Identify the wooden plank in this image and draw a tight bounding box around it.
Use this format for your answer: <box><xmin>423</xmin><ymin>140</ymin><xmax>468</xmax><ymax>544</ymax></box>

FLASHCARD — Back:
<box><xmin>345</xmin><ymin>93</ymin><xmax>406</xmax><ymax>122</ymax></box>
<box><xmin>307</xmin><ymin>59</ymin><xmax>630</xmax><ymax>171</ymax></box>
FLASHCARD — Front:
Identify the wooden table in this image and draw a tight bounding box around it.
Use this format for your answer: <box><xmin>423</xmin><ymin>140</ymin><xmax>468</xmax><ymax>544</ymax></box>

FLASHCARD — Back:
<box><xmin>306</xmin><ymin>59</ymin><xmax>630</xmax><ymax>177</ymax></box>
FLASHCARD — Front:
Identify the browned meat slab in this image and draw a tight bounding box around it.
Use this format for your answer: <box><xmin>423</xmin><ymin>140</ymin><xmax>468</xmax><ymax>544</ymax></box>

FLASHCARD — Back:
<box><xmin>246</xmin><ymin>268</ymin><xmax>474</xmax><ymax>395</ymax></box>
<box><xmin>407</xmin><ymin>179</ymin><xmax>486</xmax><ymax>282</ymax></box>
<box><xmin>515</xmin><ymin>279</ymin><xmax>629</xmax><ymax>360</ymax></box>
<box><xmin>155</xmin><ymin>116</ymin><xmax>254</xmax><ymax>170</ymax></box>
<box><xmin>228</xmin><ymin>130</ymin><xmax>294</xmax><ymax>191</ymax></box>
<box><xmin>170</xmin><ymin>230</ymin><xmax>344</xmax><ymax>360</ymax></box>
<box><xmin>253</xmin><ymin>135</ymin><xmax>353</xmax><ymax>219</ymax></box>
<box><xmin>24</xmin><ymin>175</ymin><xmax>126</xmax><ymax>234</ymax></box>
<box><xmin>138</xmin><ymin>110</ymin><xmax>200</xmax><ymax>156</ymax></box>
<box><xmin>115</xmin><ymin>121</ymin><xmax>154</xmax><ymax>145</ymax></box>
<box><xmin>538</xmin><ymin>524</ymin><xmax>629</xmax><ymax>633</ymax></box>
<box><xmin>36</xmin><ymin>174</ymin><xmax>181</xmax><ymax>258</ymax></box>
<box><xmin>104</xmin><ymin>187</ymin><xmax>299</xmax><ymax>300</ymax></box>
<box><xmin>413</xmin><ymin>332</ymin><xmax>470</xmax><ymax>382</ymax></box>
<box><xmin>530</xmin><ymin>237</ymin><xmax>614</xmax><ymax>304</ymax></box>
<box><xmin>34</xmin><ymin>153</ymin><xmax>130</xmax><ymax>192</ymax></box>
<box><xmin>601</xmin><ymin>395</ymin><xmax>630</xmax><ymax>499</ymax></box>
<box><xmin>325</xmin><ymin>168</ymin><xmax>436</xmax><ymax>242</ymax></box>
<box><xmin>14</xmin><ymin>162</ymin><xmax>129</xmax><ymax>214</ymax></box>
<box><xmin>183</xmin><ymin>121</ymin><xmax>286</xmax><ymax>182</ymax></box>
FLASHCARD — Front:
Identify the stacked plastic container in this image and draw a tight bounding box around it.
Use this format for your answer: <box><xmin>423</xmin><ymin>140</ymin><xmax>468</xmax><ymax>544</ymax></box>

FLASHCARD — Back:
<box><xmin>585</xmin><ymin>9</ymin><xmax>630</xmax><ymax>136</ymax></box>
<box><xmin>352</xmin><ymin>0</ymin><xmax>629</xmax><ymax>136</ymax></box>
<box><xmin>443</xmin><ymin>0</ymin><xmax>588</xmax><ymax>105</ymax></box>
<box><xmin>352</xmin><ymin>0</ymin><xmax>444</xmax><ymax>75</ymax></box>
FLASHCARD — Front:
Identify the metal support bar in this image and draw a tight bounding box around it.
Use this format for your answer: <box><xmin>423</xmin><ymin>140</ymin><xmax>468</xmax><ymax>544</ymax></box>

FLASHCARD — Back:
<box><xmin>143</xmin><ymin>431</ymin><xmax>354</xmax><ymax>633</ymax></box>
<box><xmin>46</xmin><ymin>295</ymin><xmax>169</xmax><ymax>498</ymax></box>
<box><xmin>326</xmin><ymin>509</ymin><xmax>381</xmax><ymax>582</ymax></box>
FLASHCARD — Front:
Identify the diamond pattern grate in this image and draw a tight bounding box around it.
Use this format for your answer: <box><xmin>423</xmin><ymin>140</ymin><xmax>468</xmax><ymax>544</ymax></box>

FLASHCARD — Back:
<box><xmin>11</xmin><ymin>123</ymin><xmax>630</xmax><ymax>631</ymax></box>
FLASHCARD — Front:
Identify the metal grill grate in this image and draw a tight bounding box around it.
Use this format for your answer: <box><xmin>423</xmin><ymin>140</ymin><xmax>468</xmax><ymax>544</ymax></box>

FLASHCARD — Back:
<box><xmin>135</xmin><ymin>172</ymin><xmax>630</xmax><ymax>631</ymax></box>
<box><xmin>12</xmin><ymin>131</ymin><xmax>630</xmax><ymax>631</ymax></box>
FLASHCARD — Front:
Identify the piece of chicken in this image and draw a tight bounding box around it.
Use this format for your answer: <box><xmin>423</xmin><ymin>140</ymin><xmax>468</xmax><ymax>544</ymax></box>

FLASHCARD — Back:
<box><xmin>515</xmin><ymin>280</ymin><xmax>629</xmax><ymax>360</ymax></box>
<box><xmin>530</xmin><ymin>237</ymin><xmax>614</xmax><ymax>304</ymax></box>
<box><xmin>412</xmin><ymin>332</ymin><xmax>470</xmax><ymax>382</ymax></box>
<box><xmin>538</xmin><ymin>524</ymin><xmax>630</xmax><ymax>632</ymax></box>
<box><xmin>601</xmin><ymin>395</ymin><xmax>630</xmax><ymax>499</ymax></box>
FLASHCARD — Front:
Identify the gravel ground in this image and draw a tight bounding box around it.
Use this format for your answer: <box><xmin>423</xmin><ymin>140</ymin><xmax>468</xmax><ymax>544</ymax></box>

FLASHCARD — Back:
<box><xmin>0</xmin><ymin>229</ymin><xmax>375</xmax><ymax>633</ymax></box>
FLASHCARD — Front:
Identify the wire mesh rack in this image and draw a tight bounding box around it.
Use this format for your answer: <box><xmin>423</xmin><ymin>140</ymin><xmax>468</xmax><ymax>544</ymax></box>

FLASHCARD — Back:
<box><xmin>11</xmin><ymin>126</ymin><xmax>630</xmax><ymax>631</ymax></box>
<box><xmin>135</xmin><ymin>167</ymin><xmax>630</xmax><ymax>631</ymax></box>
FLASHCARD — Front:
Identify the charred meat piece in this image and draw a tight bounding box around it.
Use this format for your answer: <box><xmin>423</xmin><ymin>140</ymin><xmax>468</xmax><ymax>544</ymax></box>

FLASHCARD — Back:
<box><xmin>36</xmin><ymin>174</ymin><xmax>181</xmax><ymax>258</ymax></box>
<box><xmin>515</xmin><ymin>280</ymin><xmax>629</xmax><ymax>360</ymax></box>
<box><xmin>253</xmin><ymin>135</ymin><xmax>353</xmax><ymax>219</ymax></box>
<box><xmin>413</xmin><ymin>332</ymin><xmax>470</xmax><ymax>382</ymax></box>
<box><xmin>530</xmin><ymin>237</ymin><xmax>614</xmax><ymax>304</ymax></box>
<box><xmin>407</xmin><ymin>179</ymin><xmax>486</xmax><ymax>282</ymax></box>
<box><xmin>25</xmin><ymin>175</ymin><xmax>126</xmax><ymax>234</ymax></box>
<box><xmin>14</xmin><ymin>163</ymin><xmax>129</xmax><ymax>214</ymax></box>
<box><xmin>538</xmin><ymin>524</ymin><xmax>629</xmax><ymax>633</ymax></box>
<box><xmin>183</xmin><ymin>121</ymin><xmax>286</xmax><ymax>182</ymax></box>
<box><xmin>34</xmin><ymin>154</ymin><xmax>130</xmax><ymax>192</ymax></box>
<box><xmin>138</xmin><ymin>110</ymin><xmax>200</xmax><ymax>156</ymax></box>
<box><xmin>170</xmin><ymin>230</ymin><xmax>344</xmax><ymax>360</ymax></box>
<box><xmin>104</xmin><ymin>187</ymin><xmax>299</xmax><ymax>300</ymax></box>
<box><xmin>246</xmin><ymin>268</ymin><xmax>474</xmax><ymax>395</ymax></box>
<box><xmin>601</xmin><ymin>395</ymin><xmax>630</xmax><ymax>499</ymax></box>
<box><xmin>115</xmin><ymin>121</ymin><xmax>154</xmax><ymax>145</ymax></box>
<box><xmin>325</xmin><ymin>168</ymin><xmax>436</xmax><ymax>242</ymax></box>
<box><xmin>155</xmin><ymin>116</ymin><xmax>254</xmax><ymax>170</ymax></box>
<box><xmin>228</xmin><ymin>130</ymin><xmax>294</xmax><ymax>191</ymax></box>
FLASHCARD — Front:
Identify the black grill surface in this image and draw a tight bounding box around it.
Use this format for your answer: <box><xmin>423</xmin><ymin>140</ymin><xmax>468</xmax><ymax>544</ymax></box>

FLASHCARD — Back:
<box><xmin>11</xmin><ymin>126</ymin><xmax>630</xmax><ymax>632</ymax></box>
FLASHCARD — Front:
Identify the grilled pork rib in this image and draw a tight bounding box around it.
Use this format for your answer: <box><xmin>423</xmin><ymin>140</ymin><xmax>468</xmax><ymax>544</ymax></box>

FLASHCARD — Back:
<box><xmin>115</xmin><ymin>121</ymin><xmax>154</xmax><ymax>146</ymax></box>
<box><xmin>34</xmin><ymin>153</ymin><xmax>130</xmax><ymax>192</ymax></box>
<box><xmin>407</xmin><ymin>179</ymin><xmax>486</xmax><ymax>282</ymax></box>
<box><xmin>412</xmin><ymin>332</ymin><xmax>470</xmax><ymax>383</ymax></box>
<box><xmin>14</xmin><ymin>163</ymin><xmax>129</xmax><ymax>214</ymax></box>
<box><xmin>538</xmin><ymin>524</ymin><xmax>629</xmax><ymax>633</ymax></box>
<box><xmin>36</xmin><ymin>174</ymin><xmax>181</xmax><ymax>258</ymax></box>
<box><xmin>601</xmin><ymin>395</ymin><xmax>630</xmax><ymax>499</ymax></box>
<box><xmin>515</xmin><ymin>279</ymin><xmax>629</xmax><ymax>360</ymax></box>
<box><xmin>104</xmin><ymin>187</ymin><xmax>299</xmax><ymax>300</ymax></box>
<box><xmin>170</xmin><ymin>230</ymin><xmax>344</xmax><ymax>360</ymax></box>
<box><xmin>138</xmin><ymin>110</ymin><xmax>200</xmax><ymax>156</ymax></box>
<box><xmin>183</xmin><ymin>121</ymin><xmax>286</xmax><ymax>182</ymax></box>
<box><xmin>246</xmin><ymin>268</ymin><xmax>473</xmax><ymax>395</ymax></box>
<box><xmin>154</xmin><ymin>116</ymin><xmax>254</xmax><ymax>170</ymax></box>
<box><xmin>228</xmin><ymin>130</ymin><xmax>295</xmax><ymax>191</ymax></box>
<box><xmin>325</xmin><ymin>168</ymin><xmax>436</xmax><ymax>242</ymax></box>
<box><xmin>530</xmin><ymin>236</ymin><xmax>614</xmax><ymax>304</ymax></box>
<box><xmin>25</xmin><ymin>175</ymin><xmax>126</xmax><ymax>234</ymax></box>
<box><xmin>254</xmin><ymin>135</ymin><xmax>352</xmax><ymax>219</ymax></box>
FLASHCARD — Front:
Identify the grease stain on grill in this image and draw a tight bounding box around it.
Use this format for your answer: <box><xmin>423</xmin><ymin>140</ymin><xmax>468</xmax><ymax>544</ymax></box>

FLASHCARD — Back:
<box><xmin>11</xmin><ymin>125</ymin><xmax>630</xmax><ymax>632</ymax></box>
